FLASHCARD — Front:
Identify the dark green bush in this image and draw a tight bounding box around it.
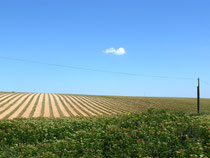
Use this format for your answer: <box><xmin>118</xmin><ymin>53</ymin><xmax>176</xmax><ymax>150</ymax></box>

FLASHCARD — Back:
<box><xmin>0</xmin><ymin>110</ymin><xmax>209</xmax><ymax>157</ymax></box>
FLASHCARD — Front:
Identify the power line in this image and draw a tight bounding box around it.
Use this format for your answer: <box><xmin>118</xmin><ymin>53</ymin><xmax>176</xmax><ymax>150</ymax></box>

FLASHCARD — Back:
<box><xmin>0</xmin><ymin>56</ymin><xmax>196</xmax><ymax>80</ymax></box>
<box><xmin>201</xmin><ymin>80</ymin><xmax>210</xmax><ymax>87</ymax></box>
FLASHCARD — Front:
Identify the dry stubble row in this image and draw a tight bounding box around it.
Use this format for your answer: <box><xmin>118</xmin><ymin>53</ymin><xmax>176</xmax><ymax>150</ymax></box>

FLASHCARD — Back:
<box><xmin>0</xmin><ymin>92</ymin><xmax>127</xmax><ymax>120</ymax></box>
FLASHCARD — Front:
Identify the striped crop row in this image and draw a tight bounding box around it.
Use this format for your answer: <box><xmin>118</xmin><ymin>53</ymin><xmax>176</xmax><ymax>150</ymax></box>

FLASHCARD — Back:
<box><xmin>0</xmin><ymin>92</ymin><xmax>128</xmax><ymax>120</ymax></box>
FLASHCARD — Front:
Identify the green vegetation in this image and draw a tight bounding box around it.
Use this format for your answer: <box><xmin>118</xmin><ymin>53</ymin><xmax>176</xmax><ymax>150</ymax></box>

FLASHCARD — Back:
<box><xmin>52</xmin><ymin>94</ymin><xmax>64</xmax><ymax>117</ymax></box>
<box><xmin>71</xmin><ymin>96</ymin><xmax>99</xmax><ymax>115</ymax></box>
<box><xmin>60</xmin><ymin>95</ymin><xmax>83</xmax><ymax>116</ymax></box>
<box><xmin>1</xmin><ymin>92</ymin><xmax>210</xmax><ymax>119</ymax></box>
<box><xmin>0</xmin><ymin>93</ymin><xmax>20</xmax><ymax>108</ymax></box>
<box><xmin>40</xmin><ymin>94</ymin><xmax>46</xmax><ymax>117</ymax></box>
<box><xmin>0</xmin><ymin>94</ymin><xmax>26</xmax><ymax>116</ymax></box>
<box><xmin>65</xmin><ymin>95</ymin><xmax>91</xmax><ymax>116</ymax></box>
<box><xmin>0</xmin><ymin>109</ymin><xmax>209</xmax><ymax>157</ymax></box>
<box><xmin>72</xmin><ymin>96</ymin><xmax>106</xmax><ymax>115</ymax></box>
<box><xmin>48</xmin><ymin>93</ymin><xmax>55</xmax><ymax>118</ymax></box>
<box><xmin>84</xmin><ymin>95</ymin><xmax>127</xmax><ymax>113</ymax></box>
<box><xmin>17</xmin><ymin>94</ymin><xmax>36</xmax><ymax>118</ymax></box>
<box><xmin>29</xmin><ymin>94</ymin><xmax>41</xmax><ymax>118</ymax></box>
<box><xmin>3</xmin><ymin>94</ymin><xmax>31</xmax><ymax>120</ymax></box>
<box><xmin>0</xmin><ymin>92</ymin><xmax>209</xmax><ymax>157</ymax></box>
<box><xmin>57</xmin><ymin>95</ymin><xmax>74</xmax><ymax>117</ymax></box>
<box><xmin>86</xmin><ymin>95</ymin><xmax>210</xmax><ymax>114</ymax></box>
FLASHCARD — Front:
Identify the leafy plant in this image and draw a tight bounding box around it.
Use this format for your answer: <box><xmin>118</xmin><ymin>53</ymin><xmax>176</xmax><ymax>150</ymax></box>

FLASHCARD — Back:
<box><xmin>0</xmin><ymin>109</ymin><xmax>209</xmax><ymax>157</ymax></box>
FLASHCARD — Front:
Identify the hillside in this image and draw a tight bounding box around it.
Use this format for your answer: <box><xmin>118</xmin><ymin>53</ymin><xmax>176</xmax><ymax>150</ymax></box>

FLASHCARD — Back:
<box><xmin>0</xmin><ymin>92</ymin><xmax>210</xmax><ymax>120</ymax></box>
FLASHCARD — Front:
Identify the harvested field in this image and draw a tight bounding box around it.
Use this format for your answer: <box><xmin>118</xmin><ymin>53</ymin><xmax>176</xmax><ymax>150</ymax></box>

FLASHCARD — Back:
<box><xmin>0</xmin><ymin>92</ymin><xmax>126</xmax><ymax>119</ymax></box>
<box><xmin>0</xmin><ymin>92</ymin><xmax>209</xmax><ymax>120</ymax></box>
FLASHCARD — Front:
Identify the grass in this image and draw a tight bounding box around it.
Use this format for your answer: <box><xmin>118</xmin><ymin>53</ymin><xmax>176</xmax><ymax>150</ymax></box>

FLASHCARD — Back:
<box><xmin>17</xmin><ymin>94</ymin><xmax>37</xmax><ymax>118</ymax></box>
<box><xmin>82</xmin><ymin>96</ymin><xmax>126</xmax><ymax>113</ymax></box>
<box><xmin>1</xmin><ymin>92</ymin><xmax>210</xmax><ymax>117</ymax></box>
<box><xmin>80</xmin><ymin>96</ymin><xmax>116</xmax><ymax>114</ymax></box>
<box><xmin>48</xmin><ymin>93</ymin><xmax>55</xmax><ymax>118</ymax></box>
<box><xmin>60</xmin><ymin>95</ymin><xmax>83</xmax><ymax>116</ymax></box>
<box><xmin>40</xmin><ymin>94</ymin><xmax>46</xmax><ymax>117</ymax></box>
<box><xmin>0</xmin><ymin>92</ymin><xmax>209</xmax><ymax>157</ymax></box>
<box><xmin>0</xmin><ymin>94</ymin><xmax>26</xmax><ymax>115</ymax></box>
<box><xmin>71</xmin><ymin>96</ymin><xmax>101</xmax><ymax>115</ymax></box>
<box><xmin>29</xmin><ymin>94</ymin><xmax>41</xmax><ymax>118</ymax></box>
<box><xmin>73</xmin><ymin>96</ymin><xmax>108</xmax><ymax>115</ymax></box>
<box><xmin>3</xmin><ymin>94</ymin><xmax>32</xmax><ymax>119</ymax></box>
<box><xmin>0</xmin><ymin>93</ymin><xmax>11</xmax><ymax>99</ymax></box>
<box><xmin>78</xmin><ymin>96</ymin><xmax>113</xmax><ymax>115</ymax></box>
<box><xmin>0</xmin><ymin>109</ymin><xmax>209</xmax><ymax>157</ymax></box>
<box><xmin>52</xmin><ymin>94</ymin><xmax>64</xmax><ymax>117</ymax></box>
<box><xmin>65</xmin><ymin>95</ymin><xmax>91</xmax><ymax>116</ymax></box>
<box><xmin>89</xmin><ymin>95</ymin><xmax>210</xmax><ymax>114</ymax></box>
<box><xmin>92</xmin><ymin>96</ymin><xmax>132</xmax><ymax>112</ymax></box>
<box><xmin>0</xmin><ymin>93</ymin><xmax>20</xmax><ymax>108</ymax></box>
<box><xmin>57</xmin><ymin>95</ymin><xmax>75</xmax><ymax>117</ymax></box>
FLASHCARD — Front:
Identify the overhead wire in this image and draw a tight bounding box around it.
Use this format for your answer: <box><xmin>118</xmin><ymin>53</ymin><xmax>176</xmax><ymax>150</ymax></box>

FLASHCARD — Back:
<box><xmin>0</xmin><ymin>56</ymin><xmax>197</xmax><ymax>80</ymax></box>
<box><xmin>201</xmin><ymin>80</ymin><xmax>210</xmax><ymax>87</ymax></box>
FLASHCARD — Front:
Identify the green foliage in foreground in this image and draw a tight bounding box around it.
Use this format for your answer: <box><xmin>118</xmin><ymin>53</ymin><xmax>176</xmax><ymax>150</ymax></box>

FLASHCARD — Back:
<box><xmin>0</xmin><ymin>110</ymin><xmax>209</xmax><ymax>158</ymax></box>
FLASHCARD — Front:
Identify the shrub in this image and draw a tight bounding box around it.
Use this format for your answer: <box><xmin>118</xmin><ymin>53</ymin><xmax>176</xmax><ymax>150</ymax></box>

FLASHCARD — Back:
<box><xmin>0</xmin><ymin>110</ymin><xmax>209</xmax><ymax>157</ymax></box>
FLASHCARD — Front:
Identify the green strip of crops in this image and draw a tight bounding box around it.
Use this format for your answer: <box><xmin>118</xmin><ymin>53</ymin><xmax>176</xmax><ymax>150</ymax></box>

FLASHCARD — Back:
<box><xmin>0</xmin><ymin>109</ymin><xmax>209</xmax><ymax>158</ymax></box>
<box><xmin>82</xmin><ymin>96</ymin><xmax>122</xmax><ymax>114</ymax></box>
<box><xmin>75</xmin><ymin>96</ymin><xmax>110</xmax><ymax>115</ymax></box>
<box><xmin>3</xmin><ymin>94</ymin><xmax>32</xmax><ymax>119</ymax></box>
<box><xmin>65</xmin><ymin>95</ymin><xmax>91</xmax><ymax>116</ymax></box>
<box><xmin>52</xmin><ymin>94</ymin><xmax>64</xmax><ymax>117</ymax></box>
<box><xmin>0</xmin><ymin>94</ymin><xmax>9</xmax><ymax>99</ymax></box>
<box><xmin>80</xmin><ymin>96</ymin><xmax>117</xmax><ymax>115</ymax></box>
<box><xmin>0</xmin><ymin>94</ymin><xmax>27</xmax><ymax>115</ymax></box>
<box><xmin>60</xmin><ymin>95</ymin><xmax>83</xmax><ymax>116</ymax></box>
<box><xmin>48</xmin><ymin>94</ymin><xmax>54</xmax><ymax>118</ymax></box>
<box><xmin>40</xmin><ymin>94</ymin><xmax>46</xmax><ymax>117</ymax></box>
<box><xmin>0</xmin><ymin>94</ymin><xmax>19</xmax><ymax>108</ymax></box>
<box><xmin>71</xmin><ymin>96</ymin><xmax>100</xmax><ymax>115</ymax></box>
<box><xmin>29</xmin><ymin>94</ymin><xmax>41</xmax><ymax>118</ymax></box>
<box><xmin>83</xmin><ymin>96</ymin><xmax>125</xmax><ymax>113</ymax></box>
<box><xmin>57</xmin><ymin>95</ymin><xmax>75</xmax><ymax>117</ymax></box>
<box><xmin>17</xmin><ymin>94</ymin><xmax>37</xmax><ymax>118</ymax></box>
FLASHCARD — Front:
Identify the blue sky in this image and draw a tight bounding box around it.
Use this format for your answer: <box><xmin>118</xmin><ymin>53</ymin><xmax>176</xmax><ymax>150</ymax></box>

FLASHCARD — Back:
<box><xmin>0</xmin><ymin>0</ymin><xmax>210</xmax><ymax>97</ymax></box>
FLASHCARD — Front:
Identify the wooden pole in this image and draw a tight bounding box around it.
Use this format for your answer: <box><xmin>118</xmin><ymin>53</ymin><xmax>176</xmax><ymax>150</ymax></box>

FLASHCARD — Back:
<box><xmin>197</xmin><ymin>78</ymin><xmax>200</xmax><ymax>114</ymax></box>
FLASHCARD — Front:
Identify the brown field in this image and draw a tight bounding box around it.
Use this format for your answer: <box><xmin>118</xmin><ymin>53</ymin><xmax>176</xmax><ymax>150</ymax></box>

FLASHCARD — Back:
<box><xmin>0</xmin><ymin>92</ymin><xmax>209</xmax><ymax>120</ymax></box>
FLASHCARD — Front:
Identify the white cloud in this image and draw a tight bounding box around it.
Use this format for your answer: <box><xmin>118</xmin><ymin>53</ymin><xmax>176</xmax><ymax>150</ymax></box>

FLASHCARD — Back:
<box><xmin>104</xmin><ymin>47</ymin><xmax>126</xmax><ymax>55</ymax></box>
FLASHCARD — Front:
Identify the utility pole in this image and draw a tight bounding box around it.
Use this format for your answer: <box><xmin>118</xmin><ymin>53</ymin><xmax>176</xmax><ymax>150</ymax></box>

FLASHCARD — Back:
<box><xmin>197</xmin><ymin>78</ymin><xmax>200</xmax><ymax>114</ymax></box>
